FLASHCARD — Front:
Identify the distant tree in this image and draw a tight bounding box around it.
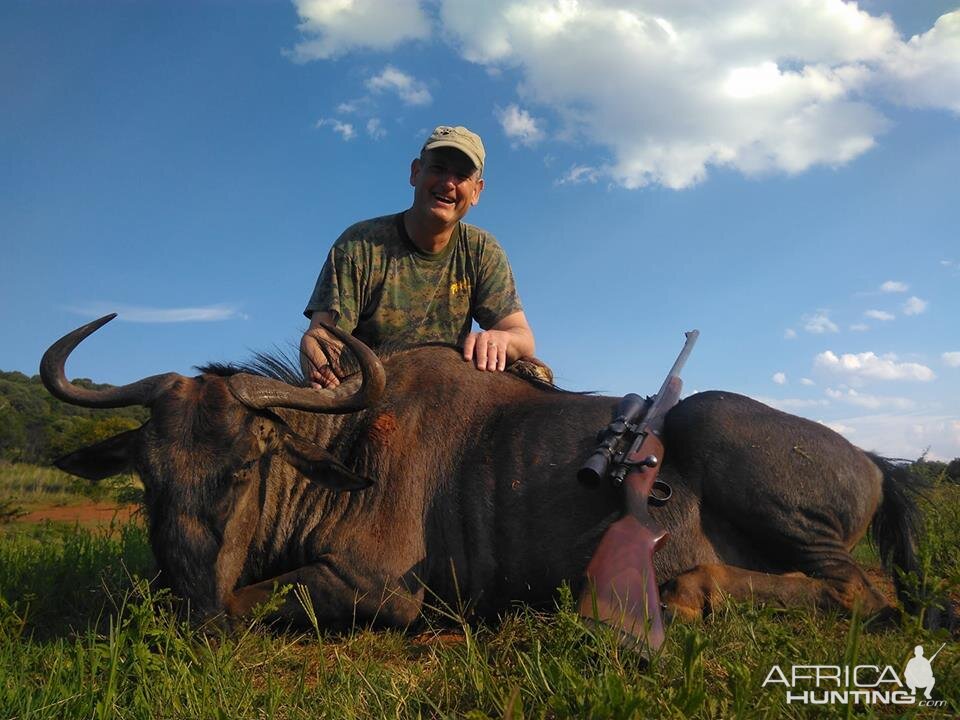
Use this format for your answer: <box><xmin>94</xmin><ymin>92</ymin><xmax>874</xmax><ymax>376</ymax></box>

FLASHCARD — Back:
<box><xmin>947</xmin><ymin>458</ymin><xmax>960</xmax><ymax>484</ymax></box>
<box><xmin>45</xmin><ymin>415</ymin><xmax>142</xmax><ymax>461</ymax></box>
<box><xmin>0</xmin><ymin>402</ymin><xmax>27</xmax><ymax>461</ymax></box>
<box><xmin>910</xmin><ymin>448</ymin><xmax>948</xmax><ymax>485</ymax></box>
<box><xmin>0</xmin><ymin>370</ymin><xmax>147</xmax><ymax>464</ymax></box>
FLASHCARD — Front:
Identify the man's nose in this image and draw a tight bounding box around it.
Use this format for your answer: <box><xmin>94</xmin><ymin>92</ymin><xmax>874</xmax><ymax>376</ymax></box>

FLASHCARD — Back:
<box><xmin>437</xmin><ymin>170</ymin><xmax>459</xmax><ymax>186</ymax></box>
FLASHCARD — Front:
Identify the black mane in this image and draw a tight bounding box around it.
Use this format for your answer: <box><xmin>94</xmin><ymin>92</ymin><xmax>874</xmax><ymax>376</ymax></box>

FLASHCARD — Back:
<box><xmin>195</xmin><ymin>341</ymin><xmax>447</xmax><ymax>387</ymax></box>
<box><xmin>197</xmin><ymin>341</ymin><xmax>564</xmax><ymax>393</ymax></box>
<box><xmin>198</xmin><ymin>348</ymin><xmax>307</xmax><ymax>386</ymax></box>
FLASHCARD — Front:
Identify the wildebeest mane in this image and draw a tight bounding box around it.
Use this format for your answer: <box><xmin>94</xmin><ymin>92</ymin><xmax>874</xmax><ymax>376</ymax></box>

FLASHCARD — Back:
<box><xmin>197</xmin><ymin>341</ymin><xmax>566</xmax><ymax>392</ymax></box>
<box><xmin>198</xmin><ymin>347</ymin><xmax>307</xmax><ymax>386</ymax></box>
<box><xmin>197</xmin><ymin>341</ymin><xmax>433</xmax><ymax>385</ymax></box>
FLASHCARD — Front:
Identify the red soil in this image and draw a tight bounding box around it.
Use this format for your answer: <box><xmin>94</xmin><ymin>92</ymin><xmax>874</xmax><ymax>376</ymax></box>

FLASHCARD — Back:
<box><xmin>16</xmin><ymin>502</ymin><xmax>140</xmax><ymax>525</ymax></box>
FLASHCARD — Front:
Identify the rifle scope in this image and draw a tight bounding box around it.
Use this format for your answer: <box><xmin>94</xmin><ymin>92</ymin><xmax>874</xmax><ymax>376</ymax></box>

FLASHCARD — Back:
<box><xmin>578</xmin><ymin>393</ymin><xmax>648</xmax><ymax>484</ymax></box>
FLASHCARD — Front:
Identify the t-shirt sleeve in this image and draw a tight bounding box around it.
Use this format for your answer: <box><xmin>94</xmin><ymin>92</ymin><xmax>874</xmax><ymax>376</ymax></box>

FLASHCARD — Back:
<box><xmin>303</xmin><ymin>242</ymin><xmax>363</xmax><ymax>332</ymax></box>
<box><xmin>471</xmin><ymin>235</ymin><xmax>523</xmax><ymax>330</ymax></box>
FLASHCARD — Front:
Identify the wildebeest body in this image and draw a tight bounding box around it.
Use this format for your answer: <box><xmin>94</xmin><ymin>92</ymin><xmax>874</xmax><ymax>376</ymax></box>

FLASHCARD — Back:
<box><xmin>45</xmin><ymin>318</ymin><xmax>919</xmax><ymax>629</ymax></box>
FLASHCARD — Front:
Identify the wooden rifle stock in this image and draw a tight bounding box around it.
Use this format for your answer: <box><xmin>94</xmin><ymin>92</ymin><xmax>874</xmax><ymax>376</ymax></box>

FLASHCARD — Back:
<box><xmin>577</xmin><ymin>331</ymin><xmax>697</xmax><ymax>655</ymax></box>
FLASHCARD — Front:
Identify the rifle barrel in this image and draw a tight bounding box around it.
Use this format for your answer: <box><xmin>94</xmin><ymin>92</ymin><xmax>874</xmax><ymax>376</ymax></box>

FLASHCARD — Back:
<box><xmin>655</xmin><ymin>330</ymin><xmax>699</xmax><ymax>399</ymax></box>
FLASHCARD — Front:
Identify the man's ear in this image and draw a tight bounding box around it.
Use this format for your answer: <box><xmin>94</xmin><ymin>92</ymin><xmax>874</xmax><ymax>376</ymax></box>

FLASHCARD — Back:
<box><xmin>409</xmin><ymin>157</ymin><xmax>422</xmax><ymax>187</ymax></box>
<box><xmin>471</xmin><ymin>177</ymin><xmax>485</xmax><ymax>206</ymax></box>
<box><xmin>281</xmin><ymin>433</ymin><xmax>374</xmax><ymax>491</ymax></box>
<box><xmin>55</xmin><ymin>428</ymin><xmax>140</xmax><ymax>481</ymax></box>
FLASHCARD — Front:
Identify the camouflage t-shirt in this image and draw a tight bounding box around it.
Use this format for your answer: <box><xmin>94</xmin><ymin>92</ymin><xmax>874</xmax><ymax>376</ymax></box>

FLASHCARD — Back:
<box><xmin>304</xmin><ymin>213</ymin><xmax>523</xmax><ymax>348</ymax></box>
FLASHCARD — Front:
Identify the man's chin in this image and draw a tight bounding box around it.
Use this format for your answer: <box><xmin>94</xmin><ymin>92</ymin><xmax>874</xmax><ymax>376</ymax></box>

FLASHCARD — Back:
<box><xmin>426</xmin><ymin>204</ymin><xmax>460</xmax><ymax>223</ymax></box>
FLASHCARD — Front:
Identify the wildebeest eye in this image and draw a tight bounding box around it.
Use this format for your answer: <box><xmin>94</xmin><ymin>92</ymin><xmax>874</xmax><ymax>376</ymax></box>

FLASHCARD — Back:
<box><xmin>237</xmin><ymin>458</ymin><xmax>258</xmax><ymax>472</ymax></box>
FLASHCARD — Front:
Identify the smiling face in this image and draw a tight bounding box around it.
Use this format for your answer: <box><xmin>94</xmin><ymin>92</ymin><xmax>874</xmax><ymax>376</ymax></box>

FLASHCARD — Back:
<box><xmin>409</xmin><ymin>147</ymin><xmax>484</xmax><ymax>230</ymax></box>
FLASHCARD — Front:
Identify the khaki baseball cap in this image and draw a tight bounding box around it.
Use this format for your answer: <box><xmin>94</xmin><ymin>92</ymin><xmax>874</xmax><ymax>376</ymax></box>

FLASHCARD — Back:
<box><xmin>422</xmin><ymin>125</ymin><xmax>485</xmax><ymax>174</ymax></box>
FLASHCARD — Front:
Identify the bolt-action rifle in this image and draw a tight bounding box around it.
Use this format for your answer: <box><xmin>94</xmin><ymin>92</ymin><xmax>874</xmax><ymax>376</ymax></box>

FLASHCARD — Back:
<box><xmin>577</xmin><ymin>330</ymin><xmax>699</xmax><ymax>655</ymax></box>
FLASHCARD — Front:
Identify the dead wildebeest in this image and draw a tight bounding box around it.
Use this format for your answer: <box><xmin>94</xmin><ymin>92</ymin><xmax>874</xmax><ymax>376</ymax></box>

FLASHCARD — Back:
<box><xmin>42</xmin><ymin>314</ymin><xmax>929</xmax><ymax>634</ymax></box>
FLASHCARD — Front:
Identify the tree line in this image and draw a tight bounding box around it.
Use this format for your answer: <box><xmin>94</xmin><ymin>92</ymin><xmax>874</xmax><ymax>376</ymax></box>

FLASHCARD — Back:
<box><xmin>0</xmin><ymin>370</ymin><xmax>147</xmax><ymax>464</ymax></box>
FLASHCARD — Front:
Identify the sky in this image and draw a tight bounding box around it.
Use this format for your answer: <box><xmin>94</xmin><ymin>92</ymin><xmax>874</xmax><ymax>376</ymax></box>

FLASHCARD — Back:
<box><xmin>2</xmin><ymin>0</ymin><xmax>958</xmax><ymax>460</ymax></box>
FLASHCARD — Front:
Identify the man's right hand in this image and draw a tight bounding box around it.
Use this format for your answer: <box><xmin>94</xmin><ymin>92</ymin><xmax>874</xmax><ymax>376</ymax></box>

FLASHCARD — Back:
<box><xmin>300</xmin><ymin>311</ymin><xmax>344</xmax><ymax>389</ymax></box>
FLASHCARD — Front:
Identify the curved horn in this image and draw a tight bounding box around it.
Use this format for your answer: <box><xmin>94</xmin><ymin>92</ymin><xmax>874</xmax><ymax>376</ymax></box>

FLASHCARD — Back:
<box><xmin>227</xmin><ymin>321</ymin><xmax>386</xmax><ymax>413</ymax></box>
<box><xmin>40</xmin><ymin>314</ymin><xmax>182</xmax><ymax>408</ymax></box>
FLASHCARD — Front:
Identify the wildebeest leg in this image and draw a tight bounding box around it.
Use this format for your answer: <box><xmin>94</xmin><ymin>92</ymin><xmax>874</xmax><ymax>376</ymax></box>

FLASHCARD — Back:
<box><xmin>661</xmin><ymin>562</ymin><xmax>895</xmax><ymax>621</ymax></box>
<box><xmin>224</xmin><ymin>561</ymin><xmax>423</xmax><ymax>630</ymax></box>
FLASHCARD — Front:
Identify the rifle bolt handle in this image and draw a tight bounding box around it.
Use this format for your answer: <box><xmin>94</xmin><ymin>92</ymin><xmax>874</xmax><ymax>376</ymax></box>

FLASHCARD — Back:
<box><xmin>640</xmin><ymin>455</ymin><xmax>659</xmax><ymax>468</ymax></box>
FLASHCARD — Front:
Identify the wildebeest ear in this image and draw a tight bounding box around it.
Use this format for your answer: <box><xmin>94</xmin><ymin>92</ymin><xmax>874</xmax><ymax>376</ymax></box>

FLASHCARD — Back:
<box><xmin>54</xmin><ymin>428</ymin><xmax>140</xmax><ymax>481</ymax></box>
<box><xmin>281</xmin><ymin>434</ymin><xmax>374</xmax><ymax>491</ymax></box>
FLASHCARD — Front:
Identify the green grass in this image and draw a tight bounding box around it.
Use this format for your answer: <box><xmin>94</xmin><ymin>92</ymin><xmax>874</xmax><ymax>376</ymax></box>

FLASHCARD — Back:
<box><xmin>0</xmin><ymin>478</ymin><xmax>957</xmax><ymax>718</ymax></box>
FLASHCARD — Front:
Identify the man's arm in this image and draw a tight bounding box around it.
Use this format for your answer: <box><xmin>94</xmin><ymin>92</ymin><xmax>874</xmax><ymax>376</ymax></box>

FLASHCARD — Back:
<box><xmin>300</xmin><ymin>311</ymin><xmax>345</xmax><ymax>389</ymax></box>
<box><xmin>462</xmin><ymin>310</ymin><xmax>535</xmax><ymax>372</ymax></box>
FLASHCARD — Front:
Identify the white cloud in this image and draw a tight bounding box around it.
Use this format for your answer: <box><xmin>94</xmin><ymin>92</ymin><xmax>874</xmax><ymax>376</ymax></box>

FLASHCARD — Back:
<box><xmin>803</xmin><ymin>312</ymin><xmax>838</xmax><ymax>334</ymax></box>
<box><xmin>68</xmin><ymin>303</ymin><xmax>246</xmax><ymax>323</ymax></box>
<box><xmin>433</xmin><ymin>2</ymin><xmax>960</xmax><ymax>189</ymax></box>
<box><xmin>880</xmin><ymin>280</ymin><xmax>908</xmax><ymax>293</ymax></box>
<box><xmin>821</xmin><ymin>420</ymin><xmax>855</xmax><ymax>435</ymax></box>
<box><xmin>289</xmin><ymin>0</ymin><xmax>430</xmax><ymax>60</ymax></box>
<box><xmin>784</xmin><ymin>328</ymin><xmax>797</xmax><ymax>340</ymax></box>
<box><xmin>943</xmin><ymin>352</ymin><xmax>960</xmax><ymax>368</ymax></box>
<box><xmin>556</xmin><ymin>164</ymin><xmax>601</xmax><ymax>185</ymax></box>
<box><xmin>849</xmin><ymin>323</ymin><xmax>869</xmax><ymax>332</ymax></box>
<box><xmin>497</xmin><ymin>104</ymin><xmax>545</xmax><ymax>146</ymax></box>
<box><xmin>800</xmin><ymin>377</ymin><xmax>815</xmax><ymax>386</ymax></box>
<box><xmin>366</xmin><ymin>117</ymin><xmax>387</xmax><ymax>140</ymax></box>
<box><xmin>875</xmin><ymin>11</ymin><xmax>960</xmax><ymax>115</ymax></box>
<box><xmin>814</xmin><ymin>350</ymin><xmax>935</xmax><ymax>382</ymax></box>
<box><xmin>902</xmin><ymin>296</ymin><xmax>928</xmax><ymax>315</ymax></box>
<box><xmin>289</xmin><ymin>3</ymin><xmax>960</xmax><ymax>189</ymax></box>
<box><xmin>865</xmin><ymin>309</ymin><xmax>894</xmax><ymax>321</ymax></box>
<box><xmin>366</xmin><ymin>66</ymin><xmax>432</xmax><ymax>105</ymax></box>
<box><xmin>825</xmin><ymin>387</ymin><xmax>915</xmax><ymax>410</ymax></box>
<box><xmin>316</xmin><ymin>117</ymin><xmax>356</xmax><ymax>140</ymax></box>
<box><xmin>752</xmin><ymin>395</ymin><xmax>830</xmax><ymax>410</ymax></box>
<box><xmin>772</xmin><ymin>372</ymin><xmax>786</xmax><ymax>385</ymax></box>
<box><xmin>818</xmin><ymin>413</ymin><xmax>960</xmax><ymax>460</ymax></box>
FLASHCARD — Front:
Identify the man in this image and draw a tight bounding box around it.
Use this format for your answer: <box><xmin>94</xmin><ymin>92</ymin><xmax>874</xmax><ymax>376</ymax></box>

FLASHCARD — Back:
<box><xmin>300</xmin><ymin>125</ymin><xmax>535</xmax><ymax>388</ymax></box>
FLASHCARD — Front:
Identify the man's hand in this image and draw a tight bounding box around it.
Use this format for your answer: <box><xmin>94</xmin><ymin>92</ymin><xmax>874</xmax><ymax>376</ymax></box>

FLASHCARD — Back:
<box><xmin>462</xmin><ymin>311</ymin><xmax>535</xmax><ymax>372</ymax></box>
<box><xmin>300</xmin><ymin>311</ymin><xmax>344</xmax><ymax>388</ymax></box>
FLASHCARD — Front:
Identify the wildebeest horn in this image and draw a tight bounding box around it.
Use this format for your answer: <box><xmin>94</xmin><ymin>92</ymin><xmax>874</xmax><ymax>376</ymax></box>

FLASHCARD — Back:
<box><xmin>40</xmin><ymin>314</ymin><xmax>182</xmax><ymax>408</ymax></box>
<box><xmin>227</xmin><ymin>321</ymin><xmax>386</xmax><ymax>413</ymax></box>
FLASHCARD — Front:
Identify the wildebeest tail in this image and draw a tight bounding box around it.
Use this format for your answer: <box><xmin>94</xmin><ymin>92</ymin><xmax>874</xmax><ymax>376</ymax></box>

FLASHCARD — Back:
<box><xmin>866</xmin><ymin>453</ymin><xmax>924</xmax><ymax>614</ymax></box>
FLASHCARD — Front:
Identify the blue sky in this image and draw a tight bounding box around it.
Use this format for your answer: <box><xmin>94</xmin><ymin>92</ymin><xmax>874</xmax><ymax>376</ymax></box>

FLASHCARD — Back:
<box><xmin>2</xmin><ymin>1</ymin><xmax>958</xmax><ymax>459</ymax></box>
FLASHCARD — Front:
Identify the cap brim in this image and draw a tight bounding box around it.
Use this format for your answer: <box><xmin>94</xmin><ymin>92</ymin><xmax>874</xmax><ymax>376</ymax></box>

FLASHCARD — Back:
<box><xmin>423</xmin><ymin>141</ymin><xmax>483</xmax><ymax>172</ymax></box>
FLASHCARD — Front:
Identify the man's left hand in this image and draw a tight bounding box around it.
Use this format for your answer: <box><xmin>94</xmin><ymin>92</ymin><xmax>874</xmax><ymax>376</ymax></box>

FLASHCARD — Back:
<box><xmin>462</xmin><ymin>311</ymin><xmax>535</xmax><ymax>372</ymax></box>
<box><xmin>462</xmin><ymin>330</ymin><xmax>513</xmax><ymax>371</ymax></box>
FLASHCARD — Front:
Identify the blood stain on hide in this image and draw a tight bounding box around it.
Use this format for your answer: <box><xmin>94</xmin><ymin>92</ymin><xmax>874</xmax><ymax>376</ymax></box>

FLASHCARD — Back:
<box><xmin>368</xmin><ymin>412</ymin><xmax>399</xmax><ymax>446</ymax></box>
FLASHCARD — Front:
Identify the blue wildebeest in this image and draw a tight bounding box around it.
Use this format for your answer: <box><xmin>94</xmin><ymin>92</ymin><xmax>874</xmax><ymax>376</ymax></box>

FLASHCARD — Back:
<box><xmin>41</xmin><ymin>315</ymin><xmax>927</xmax><ymax>631</ymax></box>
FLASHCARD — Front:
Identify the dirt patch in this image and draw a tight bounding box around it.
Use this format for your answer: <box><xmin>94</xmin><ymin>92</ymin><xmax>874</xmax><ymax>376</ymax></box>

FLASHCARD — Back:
<box><xmin>410</xmin><ymin>629</ymin><xmax>466</xmax><ymax>647</ymax></box>
<box><xmin>864</xmin><ymin>565</ymin><xmax>898</xmax><ymax>604</ymax></box>
<box><xmin>16</xmin><ymin>502</ymin><xmax>141</xmax><ymax>526</ymax></box>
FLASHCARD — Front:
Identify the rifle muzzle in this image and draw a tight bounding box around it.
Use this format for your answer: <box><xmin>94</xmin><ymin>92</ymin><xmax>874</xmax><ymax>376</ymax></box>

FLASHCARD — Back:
<box><xmin>578</xmin><ymin>393</ymin><xmax>649</xmax><ymax>485</ymax></box>
<box><xmin>578</xmin><ymin>448</ymin><xmax>613</xmax><ymax>485</ymax></box>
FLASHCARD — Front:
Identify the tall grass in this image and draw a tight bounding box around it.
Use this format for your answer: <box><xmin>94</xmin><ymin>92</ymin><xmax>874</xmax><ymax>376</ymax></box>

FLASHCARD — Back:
<box><xmin>0</xmin><ymin>463</ymin><xmax>141</xmax><ymax>513</ymax></box>
<box><xmin>0</xmin><ymin>489</ymin><xmax>957</xmax><ymax>718</ymax></box>
<box><xmin>0</xmin><ymin>464</ymin><xmax>83</xmax><ymax>511</ymax></box>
